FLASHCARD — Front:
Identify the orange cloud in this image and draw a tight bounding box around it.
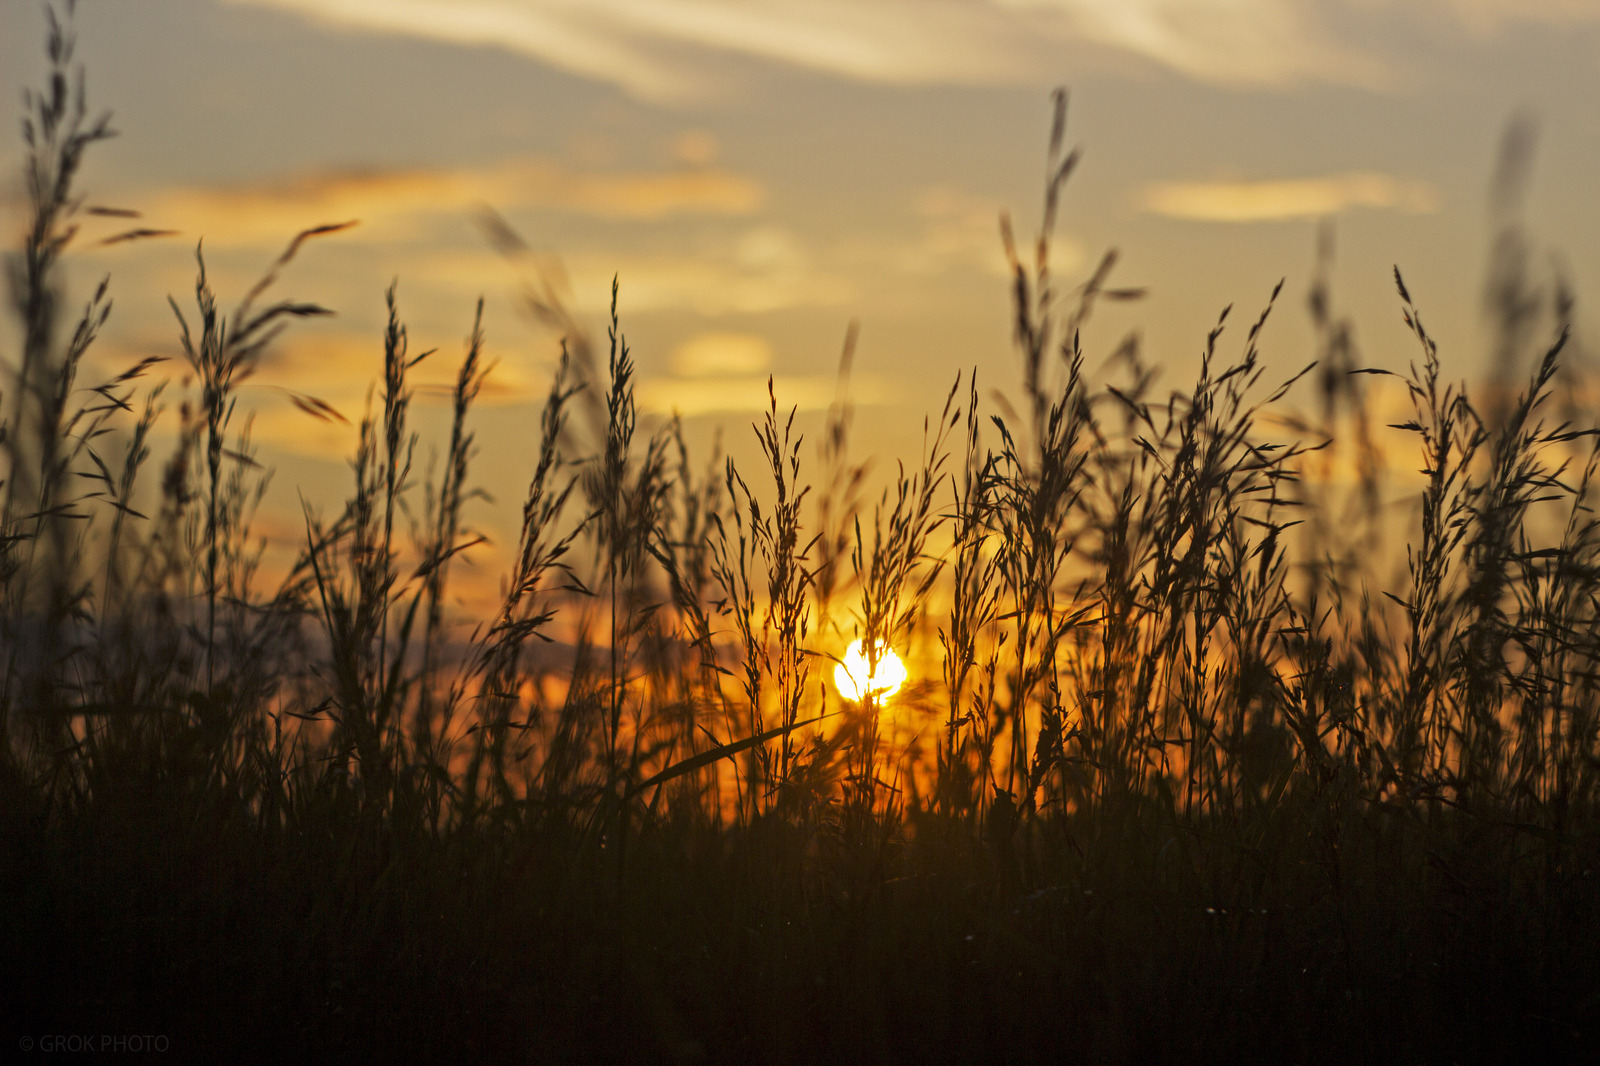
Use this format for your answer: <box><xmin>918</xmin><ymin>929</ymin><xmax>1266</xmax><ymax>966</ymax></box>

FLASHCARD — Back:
<box><xmin>1137</xmin><ymin>172</ymin><xmax>1438</xmax><ymax>223</ymax></box>
<box><xmin>670</xmin><ymin>332</ymin><xmax>773</xmax><ymax>377</ymax></box>
<box><xmin>131</xmin><ymin>158</ymin><xmax>764</xmax><ymax>248</ymax></box>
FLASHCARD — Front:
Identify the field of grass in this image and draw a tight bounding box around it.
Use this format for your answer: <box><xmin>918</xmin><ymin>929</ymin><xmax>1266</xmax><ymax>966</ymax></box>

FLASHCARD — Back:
<box><xmin>4</xmin><ymin>8</ymin><xmax>1600</xmax><ymax>1063</ymax></box>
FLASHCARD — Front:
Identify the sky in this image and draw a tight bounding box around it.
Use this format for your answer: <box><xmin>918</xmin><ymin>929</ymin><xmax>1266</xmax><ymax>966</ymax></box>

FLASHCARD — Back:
<box><xmin>2</xmin><ymin>0</ymin><xmax>1598</xmax><ymax>588</ymax></box>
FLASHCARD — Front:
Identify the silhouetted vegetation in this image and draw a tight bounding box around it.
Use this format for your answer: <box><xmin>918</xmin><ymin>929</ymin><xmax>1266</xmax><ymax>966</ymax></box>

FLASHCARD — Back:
<box><xmin>3</xmin><ymin>9</ymin><xmax>1598</xmax><ymax>1063</ymax></box>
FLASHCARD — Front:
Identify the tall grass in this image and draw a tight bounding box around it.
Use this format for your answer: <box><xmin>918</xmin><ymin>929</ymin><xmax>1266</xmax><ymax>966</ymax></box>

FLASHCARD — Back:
<box><xmin>5</xmin><ymin>9</ymin><xmax>1599</xmax><ymax>1062</ymax></box>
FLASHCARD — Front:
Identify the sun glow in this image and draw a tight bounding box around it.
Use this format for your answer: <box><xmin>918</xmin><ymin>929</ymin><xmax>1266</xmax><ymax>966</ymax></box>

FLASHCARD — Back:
<box><xmin>833</xmin><ymin>639</ymin><xmax>907</xmax><ymax>702</ymax></box>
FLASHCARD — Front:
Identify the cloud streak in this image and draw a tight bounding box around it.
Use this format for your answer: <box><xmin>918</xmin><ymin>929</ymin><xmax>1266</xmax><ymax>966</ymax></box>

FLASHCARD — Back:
<box><xmin>1137</xmin><ymin>172</ymin><xmax>1438</xmax><ymax>222</ymax></box>
<box><xmin>1433</xmin><ymin>0</ymin><xmax>1600</xmax><ymax>33</ymax></box>
<box><xmin>226</xmin><ymin>0</ymin><xmax>1031</xmax><ymax>100</ymax></box>
<box><xmin>224</xmin><ymin>0</ymin><xmax>1454</xmax><ymax>99</ymax></box>
<box><xmin>227</xmin><ymin>0</ymin><xmax>1600</xmax><ymax>101</ymax></box>
<box><xmin>132</xmin><ymin>158</ymin><xmax>763</xmax><ymax>247</ymax></box>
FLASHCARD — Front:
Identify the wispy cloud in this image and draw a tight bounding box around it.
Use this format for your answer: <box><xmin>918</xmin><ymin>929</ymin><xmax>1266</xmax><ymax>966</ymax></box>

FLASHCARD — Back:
<box><xmin>132</xmin><ymin>157</ymin><xmax>763</xmax><ymax>247</ymax></box>
<box><xmin>898</xmin><ymin>185</ymin><xmax>1019</xmax><ymax>278</ymax></box>
<box><xmin>999</xmin><ymin>0</ymin><xmax>1388</xmax><ymax>88</ymax></box>
<box><xmin>1431</xmin><ymin>0</ymin><xmax>1600</xmax><ymax>34</ymax></box>
<box><xmin>225</xmin><ymin>0</ymin><xmax>1031</xmax><ymax>100</ymax></box>
<box><xmin>223</xmin><ymin>0</ymin><xmax>1426</xmax><ymax>99</ymax></box>
<box><xmin>558</xmin><ymin>226</ymin><xmax>855</xmax><ymax>316</ymax></box>
<box><xmin>1137</xmin><ymin>172</ymin><xmax>1438</xmax><ymax>222</ymax></box>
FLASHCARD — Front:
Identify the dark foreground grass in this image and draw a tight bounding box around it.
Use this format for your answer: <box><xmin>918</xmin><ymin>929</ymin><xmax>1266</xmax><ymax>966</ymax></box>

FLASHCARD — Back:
<box><xmin>4</xmin><ymin>9</ymin><xmax>1600</xmax><ymax>1063</ymax></box>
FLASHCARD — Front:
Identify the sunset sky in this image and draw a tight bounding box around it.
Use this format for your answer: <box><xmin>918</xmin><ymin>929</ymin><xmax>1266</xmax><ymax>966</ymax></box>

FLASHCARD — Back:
<box><xmin>3</xmin><ymin>0</ymin><xmax>1598</xmax><ymax>568</ymax></box>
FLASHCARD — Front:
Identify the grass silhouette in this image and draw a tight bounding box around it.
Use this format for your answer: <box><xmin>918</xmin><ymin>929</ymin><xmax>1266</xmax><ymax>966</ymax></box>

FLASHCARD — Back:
<box><xmin>3</xmin><ymin>8</ymin><xmax>1598</xmax><ymax>1064</ymax></box>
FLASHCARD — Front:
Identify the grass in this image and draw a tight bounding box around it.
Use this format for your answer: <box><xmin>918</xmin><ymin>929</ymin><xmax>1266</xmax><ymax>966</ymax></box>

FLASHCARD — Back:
<box><xmin>4</xmin><ymin>9</ymin><xmax>1600</xmax><ymax>1063</ymax></box>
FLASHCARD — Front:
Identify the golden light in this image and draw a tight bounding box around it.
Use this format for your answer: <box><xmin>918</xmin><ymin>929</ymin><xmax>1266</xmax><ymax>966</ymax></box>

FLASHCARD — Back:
<box><xmin>833</xmin><ymin>639</ymin><xmax>907</xmax><ymax>703</ymax></box>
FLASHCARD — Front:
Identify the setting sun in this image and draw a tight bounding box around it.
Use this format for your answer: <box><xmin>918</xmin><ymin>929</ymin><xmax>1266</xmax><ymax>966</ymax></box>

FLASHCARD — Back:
<box><xmin>833</xmin><ymin>639</ymin><xmax>907</xmax><ymax>702</ymax></box>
